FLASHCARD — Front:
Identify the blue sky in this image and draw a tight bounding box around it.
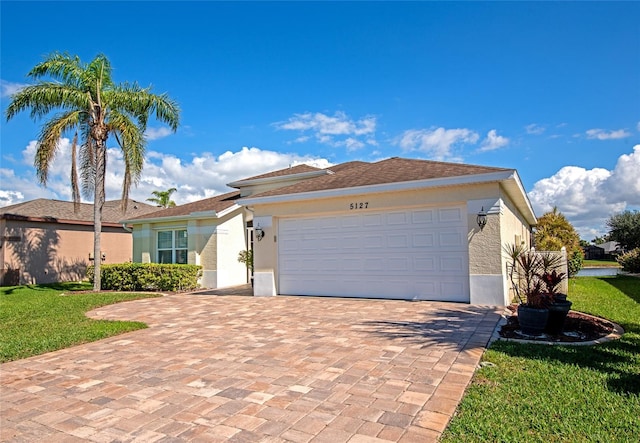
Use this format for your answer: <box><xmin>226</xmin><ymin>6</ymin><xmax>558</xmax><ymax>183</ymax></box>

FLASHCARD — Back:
<box><xmin>1</xmin><ymin>1</ymin><xmax>639</xmax><ymax>239</ymax></box>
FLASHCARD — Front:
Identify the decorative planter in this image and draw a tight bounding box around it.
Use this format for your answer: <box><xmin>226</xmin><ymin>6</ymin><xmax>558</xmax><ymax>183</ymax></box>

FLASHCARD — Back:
<box><xmin>546</xmin><ymin>300</ymin><xmax>573</xmax><ymax>335</ymax></box>
<box><xmin>554</xmin><ymin>293</ymin><xmax>568</xmax><ymax>303</ymax></box>
<box><xmin>517</xmin><ymin>304</ymin><xmax>549</xmax><ymax>336</ymax></box>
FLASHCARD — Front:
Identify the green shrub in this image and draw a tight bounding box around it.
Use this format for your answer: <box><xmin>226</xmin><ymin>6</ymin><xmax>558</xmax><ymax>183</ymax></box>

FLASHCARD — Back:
<box><xmin>567</xmin><ymin>249</ymin><xmax>583</xmax><ymax>277</ymax></box>
<box><xmin>617</xmin><ymin>248</ymin><xmax>640</xmax><ymax>273</ymax></box>
<box><xmin>87</xmin><ymin>263</ymin><xmax>202</xmax><ymax>291</ymax></box>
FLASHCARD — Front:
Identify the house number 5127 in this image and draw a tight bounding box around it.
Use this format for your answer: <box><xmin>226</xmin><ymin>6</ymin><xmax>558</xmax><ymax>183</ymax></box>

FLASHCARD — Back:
<box><xmin>349</xmin><ymin>202</ymin><xmax>369</xmax><ymax>210</ymax></box>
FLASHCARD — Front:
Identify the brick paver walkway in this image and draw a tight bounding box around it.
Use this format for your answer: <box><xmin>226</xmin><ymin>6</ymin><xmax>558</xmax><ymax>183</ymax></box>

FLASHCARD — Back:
<box><xmin>1</xmin><ymin>291</ymin><xmax>501</xmax><ymax>442</ymax></box>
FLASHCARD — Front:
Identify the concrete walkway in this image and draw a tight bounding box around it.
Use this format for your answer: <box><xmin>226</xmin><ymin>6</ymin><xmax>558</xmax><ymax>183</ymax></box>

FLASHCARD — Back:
<box><xmin>1</xmin><ymin>292</ymin><xmax>501</xmax><ymax>442</ymax></box>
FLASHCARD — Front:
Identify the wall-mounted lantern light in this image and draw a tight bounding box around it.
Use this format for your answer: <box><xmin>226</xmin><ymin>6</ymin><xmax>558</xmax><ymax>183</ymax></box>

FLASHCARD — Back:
<box><xmin>255</xmin><ymin>226</ymin><xmax>265</xmax><ymax>242</ymax></box>
<box><xmin>477</xmin><ymin>207</ymin><xmax>488</xmax><ymax>231</ymax></box>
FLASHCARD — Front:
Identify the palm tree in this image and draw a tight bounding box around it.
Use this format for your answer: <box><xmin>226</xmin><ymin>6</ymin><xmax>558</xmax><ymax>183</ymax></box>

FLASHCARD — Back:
<box><xmin>147</xmin><ymin>187</ymin><xmax>178</xmax><ymax>208</ymax></box>
<box><xmin>5</xmin><ymin>52</ymin><xmax>180</xmax><ymax>290</ymax></box>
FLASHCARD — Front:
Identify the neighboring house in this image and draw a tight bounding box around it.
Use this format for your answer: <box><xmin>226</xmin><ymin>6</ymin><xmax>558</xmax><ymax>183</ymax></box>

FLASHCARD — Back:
<box><xmin>583</xmin><ymin>244</ymin><xmax>605</xmax><ymax>260</ymax></box>
<box><xmin>127</xmin><ymin>157</ymin><xmax>536</xmax><ymax>306</ymax></box>
<box><xmin>601</xmin><ymin>241</ymin><xmax>624</xmax><ymax>259</ymax></box>
<box><xmin>0</xmin><ymin>199</ymin><xmax>158</xmax><ymax>285</ymax></box>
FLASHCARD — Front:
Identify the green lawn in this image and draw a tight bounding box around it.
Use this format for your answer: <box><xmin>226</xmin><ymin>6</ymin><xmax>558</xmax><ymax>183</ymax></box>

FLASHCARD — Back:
<box><xmin>583</xmin><ymin>259</ymin><xmax>621</xmax><ymax>268</ymax></box>
<box><xmin>0</xmin><ymin>282</ymin><xmax>160</xmax><ymax>363</ymax></box>
<box><xmin>441</xmin><ymin>275</ymin><xmax>640</xmax><ymax>443</ymax></box>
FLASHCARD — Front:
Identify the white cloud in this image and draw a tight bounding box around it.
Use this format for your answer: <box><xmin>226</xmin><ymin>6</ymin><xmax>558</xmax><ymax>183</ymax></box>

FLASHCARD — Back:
<box><xmin>602</xmin><ymin>145</ymin><xmax>640</xmax><ymax>205</ymax></box>
<box><xmin>479</xmin><ymin>129</ymin><xmax>509</xmax><ymax>152</ymax></box>
<box><xmin>528</xmin><ymin>144</ymin><xmax>640</xmax><ymax>238</ymax></box>
<box><xmin>274</xmin><ymin>111</ymin><xmax>377</xmax><ymax>150</ymax></box>
<box><xmin>585</xmin><ymin>128</ymin><xmax>631</xmax><ymax>140</ymax></box>
<box><xmin>1</xmin><ymin>139</ymin><xmax>332</xmax><ymax>208</ymax></box>
<box><xmin>394</xmin><ymin>127</ymin><xmax>479</xmax><ymax>161</ymax></box>
<box><xmin>525</xmin><ymin>124</ymin><xmax>545</xmax><ymax>135</ymax></box>
<box><xmin>1</xmin><ymin>79</ymin><xmax>28</xmax><ymax>98</ymax></box>
<box><xmin>144</xmin><ymin>126</ymin><xmax>173</xmax><ymax>141</ymax></box>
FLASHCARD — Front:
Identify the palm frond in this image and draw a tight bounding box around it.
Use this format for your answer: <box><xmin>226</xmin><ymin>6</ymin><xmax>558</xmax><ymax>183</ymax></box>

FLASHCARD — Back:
<box><xmin>70</xmin><ymin>132</ymin><xmax>80</xmax><ymax>212</ymax></box>
<box><xmin>80</xmin><ymin>138</ymin><xmax>96</xmax><ymax>200</ymax></box>
<box><xmin>27</xmin><ymin>52</ymin><xmax>84</xmax><ymax>86</ymax></box>
<box><xmin>35</xmin><ymin>111</ymin><xmax>81</xmax><ymax>184</ymax></box>
<box><xmin>106</xmin><ymin>85</ymin><xmax>180</xmax><ymax>131</ymax></box>
<box><xmin>5</xmin><ymin>83</ymin><xmax>88</xmax><ymax>122</ymax></box>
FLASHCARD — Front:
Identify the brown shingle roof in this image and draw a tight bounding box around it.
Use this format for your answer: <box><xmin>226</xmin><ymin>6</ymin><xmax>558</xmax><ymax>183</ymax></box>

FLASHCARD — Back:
<box><xmin>231</xmin><ymin>164</ymin><xmax>323</xmax><ymax>185</ymax></box>
<box><xmin>250</xmin><ymin>157</ymin><xmax>510</xmax><ymax>198</ymax></box>
<box><xmin>0</xmin><ymin>199</ymin><xmax>158</xmax><ymax>224</ymax></box>
<box><xmin>126</xmin><ymin>190</ymin><xmax>241</xmax><ymax>221</ymax></box>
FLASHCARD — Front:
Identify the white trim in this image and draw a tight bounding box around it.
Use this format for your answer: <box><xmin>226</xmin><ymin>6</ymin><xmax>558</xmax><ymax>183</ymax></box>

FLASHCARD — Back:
<box><xmin>239</xmin><ymin>170</ymin><xmax>515</xmax><ymax>206</ymax></box>
<box><xmin>469</xmin><ymin>274</ymin><xmax>508</xmax><ymax>306</ymax></box>
<box><xmin>228</xmin><ymin>170</ymin><xmax>331</xmax><ymax>188</ymax></box>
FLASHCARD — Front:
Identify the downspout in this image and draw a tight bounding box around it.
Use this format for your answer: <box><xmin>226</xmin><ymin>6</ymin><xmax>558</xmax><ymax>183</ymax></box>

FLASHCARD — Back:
<box><xmin>122</xmin><ymin>223</ymin><xmax>133</xmax><ymax>233</ymax></box>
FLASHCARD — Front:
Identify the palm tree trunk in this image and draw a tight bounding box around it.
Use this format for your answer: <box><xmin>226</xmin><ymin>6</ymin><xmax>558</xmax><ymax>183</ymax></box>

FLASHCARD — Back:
<box><xmin>92</xmin><ymin>143</ymin><xmax>107</xmax><ymax>291</ymax></box>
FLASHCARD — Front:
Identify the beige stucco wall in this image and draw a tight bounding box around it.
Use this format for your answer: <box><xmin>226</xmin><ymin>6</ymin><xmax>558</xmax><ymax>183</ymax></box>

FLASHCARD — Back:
<box><xmin>249</xmin><ymin>182</ymin><xmax>528</xmax><ymax>302</ymax></box>
<box><xmin>129</xmin><ymin>209</ymin><xmax>248</xmax><ymax>289</ymax></box>
<box><xmin>1</xmin><ymin>219</ymin><xmax>133</xmax><ymax>285</ymax></box>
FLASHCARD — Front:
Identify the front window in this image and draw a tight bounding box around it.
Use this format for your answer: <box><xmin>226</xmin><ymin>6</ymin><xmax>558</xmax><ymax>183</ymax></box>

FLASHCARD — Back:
<box><xmin>157</xmin><ymin>229</ymin><xmax>188</xmax><ymax>264</ymax></box>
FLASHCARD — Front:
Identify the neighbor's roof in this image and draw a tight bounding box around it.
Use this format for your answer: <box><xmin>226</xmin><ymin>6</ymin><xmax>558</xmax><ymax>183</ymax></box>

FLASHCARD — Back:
<box><xmin>0</xmin><ymin>199</ymin><xmax>158</xmax><ymax>226</ymax></box>
<box><xmin>240</xmin><ymin>157</ymin><xmax>510</xmax><ymax>198</ymax></box>
<box><xmin>124</xmin><ymin>190</ymin><xmax>241</xmax><ymax>223</ymax></box>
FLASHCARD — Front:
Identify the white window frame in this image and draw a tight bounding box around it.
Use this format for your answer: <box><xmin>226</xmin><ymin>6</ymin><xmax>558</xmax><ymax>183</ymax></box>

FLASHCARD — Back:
<box><xmin>157</xmin><ymin>229</ymin><xmax>188</xmax><ymax>264</ymax></box>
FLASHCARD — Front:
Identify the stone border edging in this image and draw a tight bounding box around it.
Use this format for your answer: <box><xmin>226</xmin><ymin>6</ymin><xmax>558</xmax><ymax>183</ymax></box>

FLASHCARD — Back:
<box><xmin>489</xmin><ymin>309</ymin><xmax>624</xmax><ymax>347</ymax></box>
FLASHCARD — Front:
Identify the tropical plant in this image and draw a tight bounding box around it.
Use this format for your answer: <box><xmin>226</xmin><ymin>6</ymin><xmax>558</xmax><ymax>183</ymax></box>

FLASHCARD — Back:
<box><xmin>5</xmin><ymin>52</ymin><xmax>180</xmax><ymax>291</ymax></box>
<box><xmin>147</xmin><ymin>187</ymin><xmax>178</xmax><ymax>208</ymax></box>
<box><xmin>237</xmin><ymin>249</ymin><xmax>253</xmax><ymax>272</ymax></box>
<box><xmin>538</xmin><ymin>252</ymin><xmax>566</xmax><ymax>296</ymax></box>
<box><xmin>504</xmin><ymin>244</ymin><xmax>554</xmax><ymax>308</ymax></box>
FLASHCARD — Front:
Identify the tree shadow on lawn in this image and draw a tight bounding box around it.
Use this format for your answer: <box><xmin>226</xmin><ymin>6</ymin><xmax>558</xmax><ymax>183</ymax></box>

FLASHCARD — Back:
<box><xmin>360</xmin><ymin>305</ymin><xmax>502</xmax><ymax>352</ymax></box>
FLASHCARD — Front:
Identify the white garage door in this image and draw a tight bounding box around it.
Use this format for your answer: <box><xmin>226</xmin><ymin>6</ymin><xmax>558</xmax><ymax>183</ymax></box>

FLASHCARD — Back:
<box><xmin>278</xmin><ymin>205</ymin><xmax>470</xmax><ymax>302</ymax></box>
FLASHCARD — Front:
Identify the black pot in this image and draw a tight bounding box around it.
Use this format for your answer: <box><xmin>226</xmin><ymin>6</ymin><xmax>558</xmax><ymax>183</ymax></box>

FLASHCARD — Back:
<box><xmin>554</xmin><ymin>293</ymin><xmax>568</xmax><ymax>303</ymax></box>
<box><xmin>518</xmin><ymin>305</ymin><xmax>550</xmax><ymax>336</ymax></box>
<box><xmin>546</xmin><ymin>300</ymin><xmax>572</xmax><ymax>335</ymax></box>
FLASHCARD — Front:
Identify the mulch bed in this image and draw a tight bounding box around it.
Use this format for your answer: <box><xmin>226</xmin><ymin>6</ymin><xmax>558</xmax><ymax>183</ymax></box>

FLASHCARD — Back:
<box><xmin>499</xmin><ymin>304</ymin><xmax>615</xmax><ymax>343</ymax></box>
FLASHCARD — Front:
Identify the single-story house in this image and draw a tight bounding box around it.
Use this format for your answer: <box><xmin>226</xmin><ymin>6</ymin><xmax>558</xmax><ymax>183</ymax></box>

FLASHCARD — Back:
<box><xmin>125</xmin><ymin>157</ymin><xmax>536</xmax><ymax>306</ymax></box>
<box><xmin>601</xmin><ymin>241</ymin><xmax>624</xmax><ymax>259</ymax></box>
<box><xmin>583</xmin><ymin>244</ymin><xmax>605</xmax><ymax>260</ymax></box>
<box><xmin>0</xmin><ymin>199</ymin><xmax>158</xmax><ymax>285</ymax></box>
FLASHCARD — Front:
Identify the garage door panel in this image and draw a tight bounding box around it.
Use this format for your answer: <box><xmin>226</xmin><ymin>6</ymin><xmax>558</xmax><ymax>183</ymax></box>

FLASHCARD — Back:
<box><xmin>363</xmin><ymin>214</ymin><xmax>383</xmax><ymax>226</ymax></box>
<box><xmin>413</xmin><ymin>233</ymin><xmax>435</xmax><ymax>247</ymax></box>
<box><xmin>387</xmin><ymin>212</ymin><xmax>408</xmax><ymax>225</ymax></box>
<box><xmin>279</xmin><ymin>205</ymin><xmax>469</xmax><ymax>302</ymax></box>
<box><xmin>412</xmin><ymin>209</ymin><xmax>435</xmax><ymax>224</ymax></box>
<box><xmin>439</xmin><ymin>207</ymin><xmax>463</xmax><ymax>223</ymax></box>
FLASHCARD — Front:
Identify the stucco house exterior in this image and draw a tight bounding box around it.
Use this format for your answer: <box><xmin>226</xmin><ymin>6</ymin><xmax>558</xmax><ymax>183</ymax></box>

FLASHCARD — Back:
<box><xmin>123</xmin><ymin>191</ymin><xmax>249</xmax><ymax>289</ymax></box>
<box><xmin>0</xmin><ymin>199</ymin><xmax>158</xmax><ymax>285</ymax></box>
<box><xmin>236</xmin><ymin>157</ymin><xmax>536</xmax><ymax>306</ymax></box>
<box><xmin>127</xmin><ymin>157</ymin><xmax>536</xmax><ymax>306</ymax></box>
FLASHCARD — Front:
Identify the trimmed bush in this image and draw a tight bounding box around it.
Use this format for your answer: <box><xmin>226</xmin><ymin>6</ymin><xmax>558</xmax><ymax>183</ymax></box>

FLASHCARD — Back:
<box><xmin>87</xmin><ymin>263</ymin><xmax>202</xmax><ymax>292</ymax></box>
<box><xmin>617</xmin><ymin>248</ymin><xmax>640</xmax><ymax>273</ymax></box>
<box><xmin>567</xmin><ymin>249</ymin><xmax>584</xmax><ymax>278</ymax></box>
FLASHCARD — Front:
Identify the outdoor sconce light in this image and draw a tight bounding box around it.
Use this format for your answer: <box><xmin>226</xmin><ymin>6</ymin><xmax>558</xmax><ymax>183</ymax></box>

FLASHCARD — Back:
<box><xmin>477</xmin><ymin>207</ymin><xmax>488</xmax><ymax>231</ymax></box>
<box><xmin>255</xmin><ymin>226</ymin><xmax>265</xmax><ymax>242</ymax></box>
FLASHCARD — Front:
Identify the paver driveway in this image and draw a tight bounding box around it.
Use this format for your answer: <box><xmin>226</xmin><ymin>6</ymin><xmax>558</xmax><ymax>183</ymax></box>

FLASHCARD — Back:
<box><xmin>1</xmin><ymin>290</ymin><xmax>501</xmax><ymax>442</ymax></box>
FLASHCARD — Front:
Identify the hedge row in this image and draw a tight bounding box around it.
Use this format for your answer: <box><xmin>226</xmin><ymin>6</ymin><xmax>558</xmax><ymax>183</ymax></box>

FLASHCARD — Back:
<box><xmin>87</xmin><ymin>263</ymin><xmax>202</xmax><ymax>292</ymax></box>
